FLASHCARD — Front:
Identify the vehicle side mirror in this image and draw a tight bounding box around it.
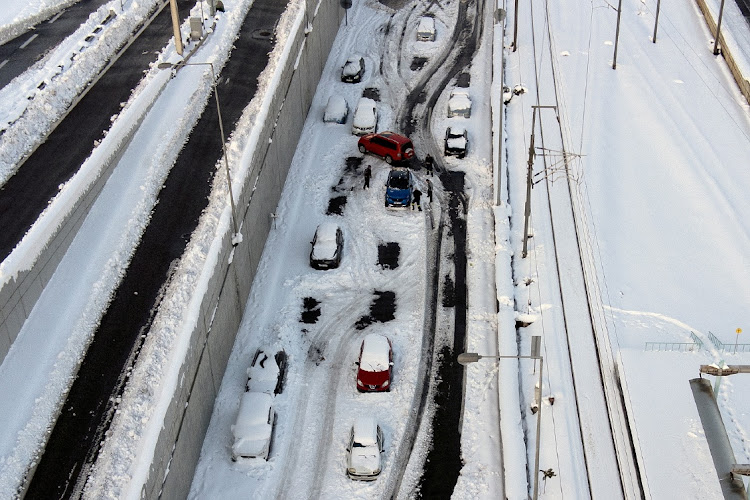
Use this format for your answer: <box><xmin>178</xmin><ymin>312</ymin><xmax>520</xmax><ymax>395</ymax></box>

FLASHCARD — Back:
<box><xmin>354</xmin><ymin>361</ymin><xmax>360</xmax><ymax>366</ymax></box>
<box><xmin>389</xmin><ymin>361</ymin><xmax>394</xmax><ymax>366</ymax></box>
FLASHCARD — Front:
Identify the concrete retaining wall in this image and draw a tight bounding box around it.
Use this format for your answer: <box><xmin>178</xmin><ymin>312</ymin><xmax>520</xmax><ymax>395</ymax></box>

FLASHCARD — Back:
<box><xmin>142</xmin><ymin>1</ymin><xmax>342</xmax><ymax>498</ymax></box>
<box><xmin>0</xmin><ymin>99</ymin><xmax>155</xmax><ymax>364</ymax></box>
<box><xmin>694</xmin><ymin>0</ymin><xmax>750</xmax><ymax>105</ymax></box>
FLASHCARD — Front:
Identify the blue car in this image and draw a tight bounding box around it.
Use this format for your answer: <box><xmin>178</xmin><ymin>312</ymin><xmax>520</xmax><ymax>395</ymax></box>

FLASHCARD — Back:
<box><xmin>385</xmin><ymin>168</ymin><xmax>414</xmax><ymax>209</ymax></box>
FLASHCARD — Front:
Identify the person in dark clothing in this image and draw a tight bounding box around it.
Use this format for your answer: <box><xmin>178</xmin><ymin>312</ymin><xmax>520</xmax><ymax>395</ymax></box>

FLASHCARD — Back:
<box><xmin>412</xmin><ymin>188</ymin><xmax>422</xmax><ymax>211</ymax></box>
<box><xmin>426</xmin><ymin>179</ymin><xmax>433</xmax><ymax>203</ymax></box>
<box><xmin>424</xmin><ymin>154</ymin><xmax>434</xmax><ymax>176</ymax></box>
<box><xmin>363</xmin><ymin>165</ymin><xmax>372</xmax><ymax>189</ymax></box>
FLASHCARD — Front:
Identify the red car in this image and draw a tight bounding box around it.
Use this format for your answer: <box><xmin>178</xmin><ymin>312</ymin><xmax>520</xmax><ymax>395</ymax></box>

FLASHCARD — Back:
<box><xmin>356</xmin><ymin>334</ymin><xmax>394</xmax><ymax>392</ymax></box>
<box><xmin>358</xmin><ymin>131</ymin><xmax>415</xmax><ymax>164</ymax></box>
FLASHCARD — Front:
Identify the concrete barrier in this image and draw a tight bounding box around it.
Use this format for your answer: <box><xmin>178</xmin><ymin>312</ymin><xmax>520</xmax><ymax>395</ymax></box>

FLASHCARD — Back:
<box><xmin>694</xmin><ymin>0</ymin><xmax>750</xmax><ymax>105</ymax></box>
<box><xmin>135</xmin><ymin>0</ymin><xmax>343</xmax><ymax>497</ymax></box>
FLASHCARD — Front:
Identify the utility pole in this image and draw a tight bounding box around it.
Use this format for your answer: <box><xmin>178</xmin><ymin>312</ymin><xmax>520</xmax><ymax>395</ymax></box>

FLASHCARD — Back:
<box><xmin>522</xmin><ymin>106</ymin><xmax>556</xmax><ymax>258</ymax></box>
<box><xmin>652</xmin><ymin>0</ymin><xmax>661</xmax><ymax>43</ymax></box>
<box><xmin>612</xmin><ymin>0</ymin><xmax>623</xmax><ymax>69</ymax></box>
<box><xmin>169</xmin><ymin>0</ymin><xmax>183</xmax><ymax>55</ymax></box>
<box><xmin>513</xmin><ymin>0</ymin><xmax>519</xmax><ymax>51</ymax></box>
<box><xmin>713</xmin><ymin>0</ymin><xmax>727</xmax><ymax>55</ymax></box>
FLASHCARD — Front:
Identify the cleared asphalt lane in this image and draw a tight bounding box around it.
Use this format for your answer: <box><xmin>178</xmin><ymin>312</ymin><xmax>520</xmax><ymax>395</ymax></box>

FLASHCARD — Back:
<box><xmin>0</xmin><ymin>0</ymin><xmax>112</xmax><ymax>89</ymax></box>
<box><xmin>0</xmin><ymin>0</ymin><xmax>182</xmax><ymax>262</ymax></box>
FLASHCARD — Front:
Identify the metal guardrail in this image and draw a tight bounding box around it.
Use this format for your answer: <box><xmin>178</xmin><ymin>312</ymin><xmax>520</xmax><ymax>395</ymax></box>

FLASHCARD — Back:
<box><xmin>708</xmin><ymin>331</ymin><xmax>750</xmax><ymax>353</ymax></box>
<box><xmin>645</xmin><ymin>332</ymin><xmax>704</xmax><ymax>352</ymax></box>
<box><xmin>645</xmin><ymin>342</ymin><xmax>700</xmax><ymax>352</ymax></box>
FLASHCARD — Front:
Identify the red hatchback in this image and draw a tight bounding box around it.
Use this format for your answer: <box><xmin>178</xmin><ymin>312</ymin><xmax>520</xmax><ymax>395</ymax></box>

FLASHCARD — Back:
<box><xmin>358</xmin><ymin>131</ymin><xmax>415</xmax><ymax>164</ymax></box>
<box><xmin>356</xmin><ymin>334</ymin><xmax>394</xmax><ymax>392</ymax></box>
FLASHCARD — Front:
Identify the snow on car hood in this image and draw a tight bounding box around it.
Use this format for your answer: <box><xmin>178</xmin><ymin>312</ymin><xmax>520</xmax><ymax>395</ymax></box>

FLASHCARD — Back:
<box><xmin>342</xmin><ymin>58</ymin><xmax>361</xmax><ymax>76</ymax></box>
<box><xmin>312</xmin><ymin>237</ymin><xmax>338</xmax><ymax>260</ymax></box>
<box><xmin>232</xmin><ymin>393</ymin><xmax>273</xmax><ymax>457</ymax></box>
<box><xmin>446</xmin><ymin>136</ymin><xmax>467</xmax><ymax>149</ymax></box>
<box><xmin>246</xmin><ymin>352</ymin><xmax>281</xmax><ymax>393</ymax></box>
<box><xmin>349</xmin><ymin>445</ymin><xmax>381</xmax><ymax>474</ymax></box>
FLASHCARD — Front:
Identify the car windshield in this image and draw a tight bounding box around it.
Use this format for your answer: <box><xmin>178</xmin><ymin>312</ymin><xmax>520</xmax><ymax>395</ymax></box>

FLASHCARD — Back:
<box><xmin>388</xmin><ymin>172</ymin><xmax>409</xmax><ymax>189</ymax></box>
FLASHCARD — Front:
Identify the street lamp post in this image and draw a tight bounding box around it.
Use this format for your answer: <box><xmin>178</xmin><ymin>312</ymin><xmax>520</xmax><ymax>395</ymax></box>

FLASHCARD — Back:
<box><xmin>158</xmin><ymin>61</ymin><xmax>240</xmax><ymax>241</ymax></box>
<box><xmin>458</xmin><ymin>338</ymin><xmax>544</xmax><ymax>500</ymax></box>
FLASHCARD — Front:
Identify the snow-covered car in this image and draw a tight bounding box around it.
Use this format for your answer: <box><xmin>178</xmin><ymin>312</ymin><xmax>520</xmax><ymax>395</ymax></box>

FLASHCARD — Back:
<box><xmin>416</xmin><ymin>16</ymin><xmax>436</xmax><ymax>41</ymax></box>
<box><xmin>231</xmin><ymin>392</ymin><xmax>275</xmax><ymax>461</ymax></box>
<box><xmin>384</xmin><ymin>168</ymin><xmax>414</xmax><ymax>209</ymax></box>
<box><xmin>341</xmin><ymin>56</ymin><xmax>365</xmax><ymax>83</ymax></box>
<box><xmin>246</xmin><ymin>349</ymin><xmax>287</xmax><ymax>394</ymax></box>
<box><xmin>356</xmin><ymin>333</ymin><xmax>393</xmax><ymax>391</ymax></box>
<box><xmin>352</xmin><ymin>97</ymin><xmax>378</xmax><ymax>135</ymax></box>
<box><xmin>358</xmin><ymin>131</ymin><xmax>415</xmax><ymax>164</ymax></box>
<box><xmin>346</xmin><ymin>416</ymin><xmax>385</xmax><ymax>480</ymax></box>
<box><xmin>310</xmin><ymin>222</ymin><xmax>343</xmax><ymax>269</ymax></box>
<box><xmin>444</xmin><ymin>126</ymin><xmax>468</xmax><ymax>158</ymax></box>
<box><xmin>447</xmin><ymin>89</ymin><xmax>471</xmax><ymax>118</ymax></box>
<box><xmin>323</xmin><ymin>95</ymin><xmax>349</xmax><ymax>124</ymax></box>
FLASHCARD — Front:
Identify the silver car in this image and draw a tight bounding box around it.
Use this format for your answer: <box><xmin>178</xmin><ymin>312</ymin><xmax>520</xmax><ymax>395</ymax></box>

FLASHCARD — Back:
<box><xmin>346</xmin><ymin>416</ymin><xmax>384</xmax><ymax>480</ymax></box>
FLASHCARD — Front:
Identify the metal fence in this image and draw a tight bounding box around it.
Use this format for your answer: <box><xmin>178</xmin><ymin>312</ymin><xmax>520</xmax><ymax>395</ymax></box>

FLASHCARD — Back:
<box><xmin>644</xmin><ymin>332</ymin><xmax>704</xmax><ymax>352</ymax></box>
<box><xmin>708</xmin><ymin>331</ymin><xmax>750</xmax><ymax>353</ymax></box>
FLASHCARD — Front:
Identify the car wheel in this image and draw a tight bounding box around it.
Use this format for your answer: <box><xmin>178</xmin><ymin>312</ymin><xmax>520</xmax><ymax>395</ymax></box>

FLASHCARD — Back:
<box><xmin>385</xmin><ymin>155</ymin><xmax>393</xmax><ymax>164</ymax></box>
<box><xmin>359</xmin><ymin>144</ymin><xmax>366</xmax><ymax>153</ymax></box>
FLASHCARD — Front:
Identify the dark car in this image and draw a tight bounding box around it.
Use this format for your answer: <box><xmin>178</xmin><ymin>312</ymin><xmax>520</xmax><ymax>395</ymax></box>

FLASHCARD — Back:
<box><xmin>358</xmin><ymin>131</ymin><xmax>415</xmax><ymax>164</ymax></box>
<box><xmin>356</xmin><ymin>334</ymin><xmax>393</xmax><ymax>392</ymax></box>
<box><xmin>444</xmin><ymin>126</ymin><xmax>468</xmax><ymax>158</ymax></box>
<box><xmin>384</xmin><ymin>168</ymin><xmax>414</xmax><ymax>209</ymax></box>
<box><xmin>310</xmin><ymin>222</ymin><xmax>344</xmax><ymax>269</ymax></box>
<box><xmin>341</xmin><ymin>57</ymin><xmax>365</xmax><ymax>83</ymax></box>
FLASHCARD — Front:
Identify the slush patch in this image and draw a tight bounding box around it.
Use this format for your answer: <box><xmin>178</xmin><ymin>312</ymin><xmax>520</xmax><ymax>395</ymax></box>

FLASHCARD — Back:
<box><xmin>411</xmin><ymin>57</ymin><xmax>428</xmax><ymax>71</ymax></box>
<box><xmin>377</xmin><ymin>242</ymin><xmax>400</xmax><ymax>269</ymax></box>
<box><xmin>455</xmin><ymin>72</ymin><xmax>471</xmax><ymax>87</ymax></box>
<box><xmin>327</xmin><ymin>196</ymin><xmax>347</xmax><ymax>215</ymax></box>
<box><xmin>301</xmin><ymin>297</ymin><xmax>321</xmax><ymax>324</ymax></box>
<box><xmin>362</xmin><ymin>87</ymin><xmax>380</xmax><ymax>101</ymax></box>
<box><xmin>442</xmin><ymin>275</ymin><xmax>455</xmax><ymax>308</ymax></box>
<box><xmin>355</xmin><ymin>290</ymin><xmax>396</xmax><ymax>330</ymax></box>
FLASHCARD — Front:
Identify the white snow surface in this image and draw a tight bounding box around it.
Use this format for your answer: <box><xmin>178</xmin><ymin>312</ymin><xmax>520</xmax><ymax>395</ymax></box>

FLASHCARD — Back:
<box><xmin>0</xmin><ymin>0</ymin><xmax>748</xmax><ymax>497</ymax></box>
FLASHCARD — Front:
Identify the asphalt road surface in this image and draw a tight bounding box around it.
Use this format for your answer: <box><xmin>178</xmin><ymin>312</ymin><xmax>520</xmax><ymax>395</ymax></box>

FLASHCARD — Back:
<box><xmin>0</xmin><ymin>0</ymin><xmax>184</xmax><ymax>262</ymax></box>
<box><xmin>0</xmin><ymin>0</ymin><xmax>112</xmax><ymax>89</ymax></box>
<box><xmin>24</xmin><ymin>0</ymin><xmax>288</xmax><ymax>497</ymax></box>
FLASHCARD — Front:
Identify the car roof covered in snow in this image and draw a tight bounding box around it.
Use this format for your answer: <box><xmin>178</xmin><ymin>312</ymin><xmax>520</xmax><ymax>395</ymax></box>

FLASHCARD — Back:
<box><xmin>360</xmin><ymin>333</ymin><xmax>391</xmax><ymax>372</ymax></box>
<box><xmin>352</xmin><ymin>416</ymin><xmax>378</xmax><ymax>445</ymax></box>
<box><xmin>232</xmin><ymin>392</ymin><xmax>273</xmax><ymax>457</ymax></box>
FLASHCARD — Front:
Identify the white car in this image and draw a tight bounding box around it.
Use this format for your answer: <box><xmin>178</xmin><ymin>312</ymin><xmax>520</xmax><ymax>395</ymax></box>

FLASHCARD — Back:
<box><xmin>324</xmin><ymin>95</ymin><xmax>349</xmax><ymax>124</ymax></box>
<box><xmin>447</xmin><ymin>90</ymin><xmax>471</xmax><ymax>118</ymax></box>
<box><xmin>346</xmin><ymin>416</ymin><xmax>385</xmax><ymax>480</ymax></box>
<box><xmin>231</xmin><ymin>392</ymin><xmax>275</xmax><ymax>461</ymax></box>
<box><xmin>416</xmin><ymin>16</ymin><xmax>436</xmax><ymax>41</ymax></box>
<box><xmin>352</xmin><ymin>97</ymin><xmax>378</xmax><ymax>135</ymax></box>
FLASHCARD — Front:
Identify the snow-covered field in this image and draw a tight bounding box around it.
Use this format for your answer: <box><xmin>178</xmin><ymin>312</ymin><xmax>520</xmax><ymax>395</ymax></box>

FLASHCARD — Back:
<box><xmin>0</xmin><ymin>0</ymin><xmax>749</xmax><ymax>497</ymax></box>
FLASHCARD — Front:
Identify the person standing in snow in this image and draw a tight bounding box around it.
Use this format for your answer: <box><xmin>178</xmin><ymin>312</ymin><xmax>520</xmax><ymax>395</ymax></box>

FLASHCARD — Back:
<box><xmin>412</xmin><ymin>188</ymin><xmax>422</xmax><ymax>211</ymax></box>
<box><xmin>424</xmin><ymin>154</ymin><xmax>434</xmax><ymax>176</ymax></box>
<box><xmin>364</xmin><ymin>165</ymin><xmax>372</xmax><ymax>189</ymax></box>
<box><xmin>426</xmin><ymin>179</ymin><xmax>433</xmax><ymax>203</ymax></box>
